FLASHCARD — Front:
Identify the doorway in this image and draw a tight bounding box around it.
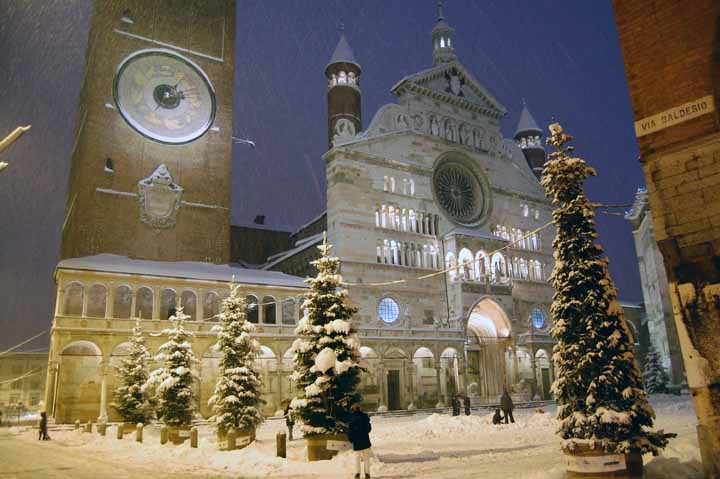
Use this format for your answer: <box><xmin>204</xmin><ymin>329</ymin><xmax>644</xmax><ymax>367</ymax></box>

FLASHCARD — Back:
<box><xmin>387</xmin><ymin>370</ymin><xmax>401</xmax><ymax>410</ymax></box>
<box><xmin>541</xmin><ymin>368</ymin><xmax>551</xmax><ymax>400</ymax></box>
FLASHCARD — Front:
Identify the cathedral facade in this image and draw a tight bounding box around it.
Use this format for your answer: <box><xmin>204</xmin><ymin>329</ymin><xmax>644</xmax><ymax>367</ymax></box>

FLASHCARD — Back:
<box><xmin>45</xmin><ymin>2</ymin><xmax>555</xmax><ymax>423</ymax></box>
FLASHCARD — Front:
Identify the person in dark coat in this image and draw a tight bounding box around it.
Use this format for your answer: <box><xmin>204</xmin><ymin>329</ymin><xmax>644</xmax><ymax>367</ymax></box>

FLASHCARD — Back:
<box><xmin>492</xmin><ymin>408</ymin><xmax>504</xmax><ymax>425</ymax></box>
<box><xmin>347</xmin><ymin>404</ymin><xmax>372</xmax><ymax>479</ymax></box>
<box><xmin>500</xmin><ymin>389</ymin><xmax>515</xmax><ymax>424</ymax></box>
<box><xmin>284</xmin><ymin>404</ymin><xmax>294</xmax><ymax>441</ymax></box>
<box><xmin>463</xmin><ymin>396</ymin><xmax>471</xmax><ymax>416</ymax></box>
<box><xmin>38</xmin><ymin>411</ymin><xmax>49</xmax><ymax>440</ymax></box>
<box><xmin>451</xmin><ymin>396</ymin><xmax>460</xmax><ymax>416</ymax></box>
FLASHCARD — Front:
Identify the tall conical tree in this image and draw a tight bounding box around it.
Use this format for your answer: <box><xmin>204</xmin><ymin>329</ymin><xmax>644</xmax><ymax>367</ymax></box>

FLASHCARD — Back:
<box><xmin>144</xmin><ymin>307</ymin><xmax>197</xmax><ymax>426</ymax></box>
<box><xmin>542</xmin><ymin>123</ymin><xmax>673</xmax><ymax>454</ymax></box>
<box><xmin>112</xmin><ymin>318</ymin><xmax>152</xmax><ymax>424</ymax></box>
<box><xmin>290</xmin><ymin>234</ymin><xmax>363</xmax><ymax>436</ymax></box>
<box><xmin>643</xmin><ymin>345</ymin><xmax>670</xmax><ymax>394</ymax></box>
<box><xmin>208</xmin><ymin>283</ymin><xmax>264</xmax><ymax>432</ymax></box>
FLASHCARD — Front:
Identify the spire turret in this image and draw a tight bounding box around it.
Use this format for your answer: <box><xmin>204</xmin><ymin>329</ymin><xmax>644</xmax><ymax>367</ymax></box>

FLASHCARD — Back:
<box><xmin>514</xmin><ymin>103</ymin><xmax>546</xmax><ymax>179</ymax></box>
<box><xmin>325</xmin><ymin>33</ymin><xmax>362</xmax><ymax>150</ymax></box>
<box><xmin>431</xmin><ymin>1</ymin><xmax>457</xmax><ymax>65</ymax></box>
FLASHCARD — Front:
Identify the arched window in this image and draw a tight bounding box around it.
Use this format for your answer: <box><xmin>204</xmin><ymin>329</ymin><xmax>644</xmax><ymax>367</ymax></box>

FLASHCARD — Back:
<box><xmin>397</xmin><ymin>242</ymin><xmax>405</xmax><ymax>266</ymax></box>
<box><xmin>246</xmin><ymin>295</ymin><xmax>259</xmax><ymax>323</ymax></box>
<box><xmin>533</xmin><ymin>260</ymin><xmax>543</xmax><ymax>281</ymax></box>
<box><xmin>530</xmin><ymin>234</ymin><xmax>539</xmax><ymax>251</ymax></box>
<box><xmin>181</xmin><ymin>290</ymin><xmax>197</xmax><ymax>320</ymax></box>
<box><xmin>422</xmin><ymin>245</ymin><xmax>429</xmax><ymax>269</ymax></box>
<box><xmin>86</xmin><ymin>284</ymin><xmax>107</xmax><ymax>318</ymax></box>
<box><xmin>203</xmin><ymin>291</ymin><xmax>220</xmax><ymax>321</ymax></box>
<box><xmin>446</xmin><ymin>252</ymin><xmax>457</xmax><ymax>281</ymax></box>
<box><xmin>338</xmin><ymin>71</ymin><xmax>347</xmax><ymax>84</ymax></box>
<box><xmin>519</xmin><ymin>258</ymin><xmax>529</xmax><ymax>279</ymax></box>
<box><xmin>390</xmin><ymin>240</ymin><xmax>399</xmax><ymax>265</ymax></box>
<box><xmin>408</xmin><ymin>178</ymin><xmax>415</xmax><ymax>196</ymax></box>
<box><xmin>376</xmin><ymin>240</ymin><xmax>383</xmax><ymax>264</ymax></box>
<box><xmin>530</xmin><ymin>308</ymin><xmax>546</xmax><ymax>329</ymax></box>
<box><xmin>522</xmin><ymin>204</ymin><xmax>529</xmax><ymax>217</ymax></box>
<box><xmin>135</xmin><ymin>287</ymin><xmax>153</xmax><ymax>320</ymax></box>
<box><xmin>160</xmin><ymin>288</ymin><xmax>177</xmax><ymax>319</ymax></box>
<box><xmin>388</xmin><ymin>206</ymin><xmax>395</xmax><ymax>229</ymax></box>
<box><xmin>389</xmin><ymin>176</ymin><xmax>396</xmax><ymax>193</ymax></box>
<box><xmin>401</xmin><ymin>208</ymin><xmax>407</xmax><ymax>232</ymax></box>
<box><xmin>409</xmin><ymin>209</ymin><xmax>417</xmax><ymax>233</ymax></box>
<box><xmin>381</xmin><ymin>205</ymin><xmax>388</xmax><ymax>228</ymax></box>
<box><xmin>375</xmin><ymin>207</ymin><xmax>380</xmax><ymax>228</ymax></box>
<box><xmin>491</xmin><ymin>253</ymin><xmax>506</xmax><ymax>281</ymax></box>
<box><xmin>458</xmin><ymin>248</ymin><xmax>474</xmax><ymax>281</ymax></box>
<box><xmin>402</xmin><ymin>178</ymin><xmax>409</xmax><ymax>195</ymax></box>
<box><xmin>383</xmin><ymin>239</ymin><xmax>391</xmax><ymax>264</ymax></box>
<box><xmin>63</xmin><ymin>282</ymin><xmax>84</xmax><ymax>316</ymax></box>
<box><xmin>430</xmin><ymin>246</ymin><xmax>438</xmax><ymax>270</ymax></box>
<box><xmin>262</xmin><ymin>296</ymin><xmax>276</xmax><ymax>324</ymax></box>
<box><xmin>113</xmin><ymin>285</ymin><xmax>132</xmax><ymax>319</ymax></box>
<box><xmin>282</xmin><ymin>298</ymin><xmax>296</xmax><ymax>325</ymax></box>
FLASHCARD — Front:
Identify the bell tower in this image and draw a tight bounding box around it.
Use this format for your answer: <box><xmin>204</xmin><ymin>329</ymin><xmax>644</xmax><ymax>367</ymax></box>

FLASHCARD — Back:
<box><xmin>325</xmin><ymin>33</ymin><xmax>362</xmax><ymax>149</ymax></box>
<box><xmin>431</xmin><ymin>1</ymin><xmax>457</xmax><ymax>65</ymax></box>
<box><xmin>61</xmin><ymin>0</ymin><xmax>236</xmax><ymax>264</ymax></box>
<box><xmin>514</xmin><ymin>103</ymin><xmax>546</xmax><ymax>179</ymax></box>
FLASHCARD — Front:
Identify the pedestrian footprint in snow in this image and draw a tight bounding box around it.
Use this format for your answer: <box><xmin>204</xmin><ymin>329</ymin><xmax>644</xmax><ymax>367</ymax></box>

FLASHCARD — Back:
<box><xmin>492</xmin><ymin>408</ymin><xmax>504</xmax><ymax>425</ymax></box>
<box><xmin>348</xmin><ymin>404</ymin><xmax>372</xmax><ymax>479</ymax></box>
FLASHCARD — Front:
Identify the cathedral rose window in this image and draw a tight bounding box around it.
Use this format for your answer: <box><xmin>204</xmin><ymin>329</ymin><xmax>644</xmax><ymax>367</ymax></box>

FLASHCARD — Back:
<box><xmin>378</xmin><ymin>297</ymin><xmax>400</xmax><ymax>323</ymax></box>
<box><xmin>432</xmin><ymin>157</ymin><xmax>489</xmax><ymax>226</ymax></box>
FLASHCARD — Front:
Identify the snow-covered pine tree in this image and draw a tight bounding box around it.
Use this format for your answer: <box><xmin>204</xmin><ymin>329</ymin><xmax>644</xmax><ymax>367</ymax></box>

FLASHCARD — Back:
<box><xmin>144</xmin><ymin>307</ymin><xmax>197</xmax><ymax>426</ymax></box>
<box><xmin>208</xmin><ymin>284</ymin><xmax>264</xmax><ymax>432</ymax></box>
<box><xmin>290</xmin><ymin>234</ymin><xmax>363</xmax><ymax>436</ymax></box>
<box><xmin>542</xmin><ymin>123</ymin><xmax>673</xmax><ymax>455</ymax></box>
<box><xmin>643</xmin><ymin>345</ymin><xmax>669</xmax><ymax>394</ymax></box>
<box><xmin>112</xmin><ymin>318</ymin><xmax>152</xmax><ymax>424</ymax></box>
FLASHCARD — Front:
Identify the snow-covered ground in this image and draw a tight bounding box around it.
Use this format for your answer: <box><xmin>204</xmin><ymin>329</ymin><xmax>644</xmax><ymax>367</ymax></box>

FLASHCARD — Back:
<box><xmin>8</xmin><ymin>395</ymin><xmax>703</xmax><ymax>478</ymax></box>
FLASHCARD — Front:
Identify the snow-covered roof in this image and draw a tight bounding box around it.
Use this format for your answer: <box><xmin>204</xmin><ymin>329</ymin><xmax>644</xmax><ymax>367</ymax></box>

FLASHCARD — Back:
<box><xmin>56</xmin><ymin>254</ymin><xmax>307</xmax><ymax>289</ymax></box>
<box><xmin>514</xmin><ymin>104</ymin><xmax>543</xmax><ymax>138</ymax></box>
<box><xmin>263</xmin><ymin>233</ymin><xmax>323</xmax><ymax>270</ymax></box>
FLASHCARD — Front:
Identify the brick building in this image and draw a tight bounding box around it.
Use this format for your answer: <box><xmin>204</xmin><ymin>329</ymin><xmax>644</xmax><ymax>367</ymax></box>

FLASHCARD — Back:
<box><xmin>612</xmin><ymin>1</ymin><xmax>720</xmax><ymax>476</ymax></box>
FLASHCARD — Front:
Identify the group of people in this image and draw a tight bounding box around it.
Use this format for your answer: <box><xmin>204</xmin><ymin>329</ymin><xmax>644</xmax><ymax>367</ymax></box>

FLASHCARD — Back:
<box><xmin>450</xmin><ymin>395</ymin><xmax>472</xmax><ymax>416</ymax></box>
<box><xmin>492</xmin><ymin>390</ymin><xmax>516</xmax><ymax>425</ymax></box>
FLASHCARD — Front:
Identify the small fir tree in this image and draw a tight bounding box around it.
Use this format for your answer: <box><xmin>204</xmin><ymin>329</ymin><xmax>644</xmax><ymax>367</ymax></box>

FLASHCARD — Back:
<box><xmin>144</xmin><ymin>307</ymin><xmax>197</xmax><ymax>426</ymax></box>
<box><xmin>208</xmin><ymin>283</ymin><xmax>264</xmax><ymax>432</ymax></box>
<box><xmin>290</xmin><ymin>234</ymin><xmax>363</xmax><ymax>436</ymax></box>
<box><xmin>643</xmin><ymin>345</ymin><xmax>669</xmax><ymax>394</ymax></box>
<box><xmin>112</xmin><ymin>318</ymin><xmax>152</xmax><ymax>424</ymax></box>
<box><xmin>542</xmin><ymin>123</ymin><xmax>673</xmax><ymax>455</ymax></box>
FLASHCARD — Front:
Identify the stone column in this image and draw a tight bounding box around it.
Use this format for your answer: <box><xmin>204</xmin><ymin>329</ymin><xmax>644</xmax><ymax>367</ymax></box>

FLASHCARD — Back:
<box><xmin>377</xmin><ymin>364</ymin><xmax>387</xmax><ymax>409</ymax></box>
<box><xmin>44</xmin><ymin>360</ymin><xmax>58</xmax><ymax>418</ymax></box>
<box><xmin>197</xmin><ymin>290</ymin><xmax>205</xmax><ymax>321</ymax></box>
<box><xmin>81</xmin><ymin>288</ymin><xmax>89</xmax><ymax>318</ymax></box>
<box><xmin>405</xmin><ymin>363</ymin><xmax>416</xmax><ymax>409</ymax></box>
<box><xmin>435</xmin><ymin>362</ymin><xmax>444</xmax><ymax>407</ymax></box>
<box><xmin>512</xmin><ymin>347</ymin><xmax>520</xmax><ymax>384</ymax></box>
<box><xmin>152</xmin><ymin>287</ymin><xmax>160</xmax><ymax>320</ymax></box>
<box><xmin>130</xmin><ymin>290</ymin><xmax>137</xmax><ymax>319</ymax></box>
<box><xmin>529</xmin><ymin>351</ymin><xmax>539</xmax><ymax>400</ymax></box>
<box><xmin>55</xmin><ymin>287</ymin><xmax>65</xmax><ymax>317</ymax></box>
<box><xmin>98</xmin><ymin>359</ymin><xmax>109</xmax><ymax>423</ymax></box>
<box><xmin>106</xmin><ymin>284</ymin><xmax>114</xmax><ymax>319</ymax></box>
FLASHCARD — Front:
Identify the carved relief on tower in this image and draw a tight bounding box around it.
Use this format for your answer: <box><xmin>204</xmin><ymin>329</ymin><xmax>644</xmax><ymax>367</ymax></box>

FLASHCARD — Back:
<box><xmin>333</xmin><ymin>118</ymin><xmax>356</xmax><ymax>144</ymax></box>
<box><xmin>137</xmin><ymin>164</ymin><xmax>183</xmax><ymax>229</ymax></box>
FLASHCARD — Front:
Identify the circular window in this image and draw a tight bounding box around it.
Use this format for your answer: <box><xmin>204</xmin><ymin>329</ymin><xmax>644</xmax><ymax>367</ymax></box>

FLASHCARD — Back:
<box><xmin>433</xmin><ymin>158</ymin><xmax>489</xmax><ymax>226</ymax></box>
<box><xmin>530</xmin><ymin>308</ymin><xmax>545</xmax><ymax>329</ymax></box>
<box><xmin>378</xmin><ymin>297</ymin><xmax>400</xmax><ymax>323</ymax></box>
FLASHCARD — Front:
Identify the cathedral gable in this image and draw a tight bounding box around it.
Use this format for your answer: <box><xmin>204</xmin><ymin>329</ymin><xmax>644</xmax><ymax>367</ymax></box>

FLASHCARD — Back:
<box><xmin>392</xmin><ymin>62</ymin><xmax>507</xmax><ymax>120</ymax></box>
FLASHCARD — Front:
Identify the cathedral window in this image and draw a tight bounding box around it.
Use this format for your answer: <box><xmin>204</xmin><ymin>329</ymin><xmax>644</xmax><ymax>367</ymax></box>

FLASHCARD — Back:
<box><xmin>62</xmin><ymin>282</ymin><xmax>84</xmax><ymax>316</ymax></box>
<box><xmin>383</xmin><ymin>239</ymin><xmax>391</xmax><ymax>264</ymax></box>
<box><xmin>533</xmin><ymin>260</ymin><xmax>543</xmax><ymax>281</ymax></box>
<box><xmin>519</xmin><ymin>259</ymin><xmax>529</xmax><ymax>279</ymax></box>
<box><xmin>458</xmin><ymin>248</ymin><xmax>474</xmax><ymax>281</ymax></box>
<box><xmin>160</xmin><ymin>288</ymin><xmax>177</xmax><ymax>320</ymax></box>
<box><xmin>390</xmin><ymin>240</ymin><xmax>399</xmax><ymax>265</ymax></box>
<box><xmin>338</xmin><ymin>71</ymin><xmax>347</xmax><ymax>84</ymax></box>
<box><xmin>86</xmin><ymin>284</ymin><xmax>107</xmax><ymax>318</ymax></box>
<box><xmin>282</xmin><ymin>298</ymin><xmax>296</xmax><ymax>325</ymax></box>
<box><xmin>181</xmin><ymin>290</ymin><xmax>196</xmax><ymax>320</ymax></box>
<box><xmin>409</xmin><ymin>209</ymin><xmax>417</xmax><ymax>233</ymax></box>
<box><xmin>262</xmin><ymin>296</ymin><xmax>276</xmax><ymax>324</ymax></box>
<box><xmin>378</xmin><ymin>297</ymin><xmax>400</xmax><ymax>324</ymax></box>
<box><xmin>113</xmin><ymin>285</ymin><xmax>132</xmax><ymax>319</ymax></box>
<box><xmin>530</xmin><ymin>308</ymin><xmax>546</xmax><ymax>329</ymax></box>
<box><xmin>522</xmin><ymin>204</ymin><xmax>529</xmax><ymax>217</ymax></box>
<box><xmin>475</xmin><ymin>251</ymin><xmax>489</xmax><ymax>280</ymax></box>
<box><xmin>246</xmin><ymin>295</ymin><xmax>259</xmax><ymax>323</ymax></box>
<box><xmin>381</xmin><ymin>205</ymin><xmax>388</xmax><ymax>228</ymax></box>
<box><xmin>446</xmin><ymin>252</ymin><xmax>457</xmax><ymax>281</ymax></box>
<box><xmin>135</xmin><ymin>287</ymin><xmax>153</xmax><ymax>320</ymax></box>
<box><xmin>491</xmin><ymin>253</ymin><xmax>507</xmax><ymax>282</ymax></box>
<box><xmin>401</xmin><ymin>208</ymin><xmax>408</xmax><ymax>232</ymax></box>
<box><xmin>376</xmin><ymin>240</ymin><xmax>383</xmax><ymax>263</ymax></box>
<box><xmin>203</xmin><ymin>291</ymin><xmax>220</xmax><ymax>321</ymax></box>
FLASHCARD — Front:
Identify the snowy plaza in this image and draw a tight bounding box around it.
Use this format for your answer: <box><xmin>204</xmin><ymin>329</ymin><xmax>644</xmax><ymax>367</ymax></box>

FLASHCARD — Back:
<box><xmin>0</xmin><ymin>396</ymin><xmax>702</xmax><ymax>479</ymax></box>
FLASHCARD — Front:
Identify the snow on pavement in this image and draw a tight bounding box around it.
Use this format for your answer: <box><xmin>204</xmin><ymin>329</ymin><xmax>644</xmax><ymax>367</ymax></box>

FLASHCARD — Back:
<box><xmin>11</xmin><ymin>395</ymin><xmax>702</xmax><ymax>478</ymax></box>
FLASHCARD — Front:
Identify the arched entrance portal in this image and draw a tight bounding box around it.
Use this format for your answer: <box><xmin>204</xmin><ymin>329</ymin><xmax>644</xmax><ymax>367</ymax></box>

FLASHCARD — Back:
<box><xmin>57</xmin><ymin>341</ymin><xmax>103</xmax><ymax>423</ymax></box>
<box><xmin>465</xmin><ymin>299</ymin><xmax>512</xmax><ymax>404</ymax></box>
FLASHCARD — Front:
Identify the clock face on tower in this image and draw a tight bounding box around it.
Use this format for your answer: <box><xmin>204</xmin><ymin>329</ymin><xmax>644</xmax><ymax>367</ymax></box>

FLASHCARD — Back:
<box><xmin>113</xmin><ymin>49</ymin><xmax>216</xmax><ymax>145</ymax></box>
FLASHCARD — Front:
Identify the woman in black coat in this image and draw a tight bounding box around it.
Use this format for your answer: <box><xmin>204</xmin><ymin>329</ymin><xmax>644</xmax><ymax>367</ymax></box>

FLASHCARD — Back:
<box><xmin>347</xmin><ymin>404</ymin><xmax>372</xmax><ymax>479</ymax></box>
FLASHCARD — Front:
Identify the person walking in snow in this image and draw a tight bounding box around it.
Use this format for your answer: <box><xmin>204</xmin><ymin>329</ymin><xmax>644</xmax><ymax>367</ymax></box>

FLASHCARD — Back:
<box><xmin>38</xmin><ymin>411</ymin><xmax>49</xmax><ymax>440</ymax></box>
<box><xmin>284</xmin><ymin>403</ymin><xmax>294</xmax><ymax>441</ymax></box>
<box><xmin>500</xmin><ymin>389</ymin><xmax>514</xmax><ymax>424</ymax></box>
<box><xmin>451</xmin><ymin>396</ymin><xmax>460</xmax><ymax>416</ymax></box>
<box><xmin>463</xmin><ymin>396</ymin><xmax>471</xmax><ymax>416</ymax></box>
<box><xmin>348</xmin><ymin>404</ymin><xmax>372</xmax><ymax>479</ymax></box>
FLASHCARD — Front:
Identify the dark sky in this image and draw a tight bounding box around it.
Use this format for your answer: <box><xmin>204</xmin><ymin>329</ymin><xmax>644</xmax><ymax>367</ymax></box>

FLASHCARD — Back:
<box><xmin>0</xmin><ymin>0</ymin><xmax>645</xmax><ymax>351</ymax></box>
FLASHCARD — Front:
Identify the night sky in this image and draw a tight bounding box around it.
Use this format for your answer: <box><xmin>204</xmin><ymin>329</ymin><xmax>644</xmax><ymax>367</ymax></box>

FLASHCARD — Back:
<box><xmin>0</xmin><ymin>1</ymin><xmax>644</xmax><ymax>351</ymax></box>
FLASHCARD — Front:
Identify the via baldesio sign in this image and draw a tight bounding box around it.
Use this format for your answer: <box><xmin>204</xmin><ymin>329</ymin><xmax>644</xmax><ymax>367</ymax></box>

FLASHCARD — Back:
<box><xmin>634</xmin><ymin>95</ymin><xmax>715</xmax><ymax>137</ymax></box>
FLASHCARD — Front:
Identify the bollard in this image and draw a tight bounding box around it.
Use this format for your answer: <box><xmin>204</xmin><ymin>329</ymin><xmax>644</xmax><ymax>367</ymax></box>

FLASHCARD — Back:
<box><xmin>160</xmin><ymin>425</ymin><xmax>168</xmax><ymax>445</ymax></box>
<box><xmin>276</xmin><ymin>432</ymin><xmax>287</xmax><ymax>458</ymax></box>
<box><xmin>116</xmin><ymin>423</ymin><xmax>124</xmax><ymax>439</ymax></box>
<box><xmin>84</xmin><ymin>421</ymin><xmax>92</xmax><ymax>433</ymax></box>
<box><xmin>136</xmin><ymin>423</ymin><xmax>143</xmax><ymax>443</ymax></box>
<box><xmin>190</xmin><ymin>426</ymin><xmax>198</xmax><ymax>448</ymax></box>
<box><xmin>74</xmin><ymin>420</ymin><xmax>80</xmax><ymax>430</ymax></box>
<box><xmin>98</xmin><ymin>422</ymin><xmax>106</xmax><ymax>436</ymax></box>
<box><xmin>227</xmin><ymin>428</ymin><xmax>237</xmax><ymax>451</ymax></box>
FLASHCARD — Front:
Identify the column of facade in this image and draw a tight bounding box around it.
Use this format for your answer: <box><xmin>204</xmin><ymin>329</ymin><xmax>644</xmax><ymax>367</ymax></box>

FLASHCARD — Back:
<box><xmin>130</xmin><ymin>290</ymin><xmax>137</xmax><ymax>319</ymax></box>
<box><xmin>105</xmin><ymin>283</ymin><xmax>114</xmax><ymax>319</ymax></box>
<box><xmin>98</xmin><ymin>359</ymin><xmax>109</xmax><ymax>423</ymax></box>
<box><xmin>512</xmin><ymin>347</ymin><xmax>520</xmax><ymax>384</ymax></box>
<box><xmin>44</xmin><ymin>359</ymin><xmax>58</xmax><ymax>418</ymax></box>
<box><xmin>152</xmin><ymin>286</ymin><xmax>160</xmax><ymax>320</ymax></box>
<box><xmin>377</xmin><ymin>364</ymin><xmax>387</xmax><ymax>410</ymax></box>
<box><xmin>435</xmin><ymin>361</ymin><xmax>444</xmax><ymax>407</ymax></box>
<box><xmin>81</xmin><ymin>287</ymin><xmax>89</xmax><ymax>318</ymax></box>
<box><xmin>529</xmin><ymin>348</ymin><xmax>539</xmax><ymax>400</ymax></box>
<box><xmin>405</xmin><ymin>362</ymin><xmax>416</xmax><ymax>409</ymax></box>
<box><xmin>54</xmin><ymin>286</ymin><xmax>65</xmax><ymax>317</ymax></box>
<box><xmin>197</xmin><ymin>290</ymin><xmax>205</xmax><ymax>321</ymax></box>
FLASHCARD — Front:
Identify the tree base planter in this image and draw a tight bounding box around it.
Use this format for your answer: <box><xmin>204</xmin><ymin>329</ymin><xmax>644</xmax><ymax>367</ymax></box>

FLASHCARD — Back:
<box><xmin>216</xmin><ymin>427</ymin><xmax>256</xmax><ymax>450</ymax></box>
<box><xmin>306</xmin><ymin>433</ymin><xmax>351</xmax><ymax>462</ymax></box>
<box><xmin>564</xmin><ymin>445</ymin><xmax>643</xmax><ymax>478</ymax></box>
<box><xmin>167</xmin><ymin>426</ymin><xmax>192</xmax><ymax>445</ymax></box>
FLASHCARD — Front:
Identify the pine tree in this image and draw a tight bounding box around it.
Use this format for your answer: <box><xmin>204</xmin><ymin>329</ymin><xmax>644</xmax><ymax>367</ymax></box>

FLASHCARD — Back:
<box><xmin>643</xmin><ymin>345</ymin><xmax>669</xmax><ymax>394</ymax></box>
<box><xmin>144</xmin><ymin>307</ymin><xmax>197</xmax><ymax>426</ymax></box>
<box><xmin>290</xmin><ymin>234</ymin><xmax>363</xmax><ymax>436</ymax></box>
<box><xmin>112</xmin><ymin>318</ymin><xmax>152</xmax><ymax>424</ymax></box>
<box><xmin>542</xmin><ymin>123</ymin><xmax>673</xmax><ymax>455</ymax></box>
<box><xmin>208</xmin><ymin>284</ymin><xmax>264</xmax><ymax>432</ymax></box>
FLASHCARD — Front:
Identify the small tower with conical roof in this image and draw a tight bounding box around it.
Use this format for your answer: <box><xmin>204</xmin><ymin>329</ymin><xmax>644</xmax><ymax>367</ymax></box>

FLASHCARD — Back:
<box><xmin>431</xmin><ymin>1</ymin><xmax>457</xmax><ymax>65</ymax></box>
<box><xmin>325</xmin><ymin>33</ymin><xmax>362</xmax><ymax>150</ymax></box>
<box><xmin>514</xmin><ymin>103</ymin><xmax>545</xmax><ymax>179</ymax></box>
